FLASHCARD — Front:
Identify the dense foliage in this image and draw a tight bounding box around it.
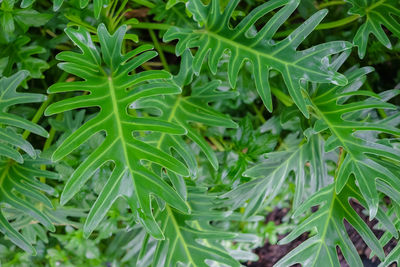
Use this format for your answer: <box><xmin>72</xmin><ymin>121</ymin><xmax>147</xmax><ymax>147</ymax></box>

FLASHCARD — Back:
<box><xmin>0</xmin><ymin>0</ymin><xmax>399</xmax><ymax>266</ymax></box>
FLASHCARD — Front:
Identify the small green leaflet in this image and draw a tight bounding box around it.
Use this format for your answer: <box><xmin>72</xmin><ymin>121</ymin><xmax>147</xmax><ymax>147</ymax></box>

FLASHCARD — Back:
<box><xmin>52</xmin><ymin>0</ymin><xmax>108</xmax><ymax>18</ymax></box>
<box><xmin>0</xmin><ymin>37</ymin><xmax>50</xmax><ymax>80</ymax></box>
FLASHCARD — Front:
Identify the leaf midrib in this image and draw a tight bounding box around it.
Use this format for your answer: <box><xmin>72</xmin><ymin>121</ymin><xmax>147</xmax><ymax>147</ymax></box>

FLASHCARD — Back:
<box><xmin>365</xmin><ymin>0</ymin><xmax>386</xmax><ymax>13</ymax></box>
<box><xmin>108</xmin><ymin>76</ymin><xmax>131</xmax><ymax>166</ymax></box>
<box><xmin>309</xmin><ymin>97</ymin><xmax>364</xmax><ymax>265</ymax></box>
<box><xmin>195</xmin><ymin>29</ymin><xmax>327</xmax><ymax>77</ymax></box>
<box><xmin>310</xmin><ymin>99</ymin><xmax>376</xmax><ymax>204</ymax></box>
<box><xmin>311</xmin><ymin>189</ymin><xmax>336</xmax><ymax>267</ymax></box>
<box><xmin>166</xmin><ymin>205</ymin><xmax>198</xmax><ymax>267</ymax></box>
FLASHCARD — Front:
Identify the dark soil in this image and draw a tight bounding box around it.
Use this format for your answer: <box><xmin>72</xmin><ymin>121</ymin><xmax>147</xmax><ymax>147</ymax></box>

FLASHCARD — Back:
<box><xmin>244</xmin><ymin>201</ymin><xmax>398</xmax><ymax>267</ymax></box>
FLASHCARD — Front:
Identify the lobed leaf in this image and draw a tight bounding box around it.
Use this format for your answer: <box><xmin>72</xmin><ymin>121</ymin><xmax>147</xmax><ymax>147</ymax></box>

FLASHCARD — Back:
<box><xmin>164</xmin><ymin>0</ymin><xmax>352</xmax><ymax>117</ymax></box>
<box><xmin>46</xmin><ymin>24</ymin><xmax>191</xmax><ymax>239</ymax></box>
<box><xmin>347</xmin><ymin>0</ymin><xmax>400</xmax><ymax>58</ymax></box>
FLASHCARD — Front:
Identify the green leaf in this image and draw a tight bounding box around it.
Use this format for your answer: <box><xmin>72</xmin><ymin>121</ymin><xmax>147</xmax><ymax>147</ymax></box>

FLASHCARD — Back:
<box><xmin>309</xmin><ymin>52</ymin><xmax>400</xmax><ymax>218</ymax></box>
<box><xmin>222</xmin><ymin>132</ymin><xmax>328</xmax><ymax>216</ymax></box>
<box><xmin>45</xmin><ymin>24</ymin><xmax>191</xmax><ymax>239</ymax></box>
<box><xmin>163</xmin><ymin>0</ymin><xmax>352</xmax><ymax>117</ymax></box>
<box><xmin>276</xmin><ymin>180</ymin><xmax>397</xmax><ymax>266</ymax></box>
<box><xmin>0</xmin><ymin>71</ymin><xmax>48</xmax><ymax>162</ymax></box>
<box><xmin>148</xmin><ymin>188</ymin><xmax>247</xmax><ymax>267</ymax></box>
<box><xmin>13</xmin><ymin>9</ymin><xmax>52</xmax><ymax>31</ymax></box>
<box><xmin>0</xmin><ymin>36</ymin><xmax>50</xmax><ymax>80</ymax></box>
<box><xmin>0</xmin><ymin>0</ymin><xmax>51</xmax><ymax>34</ymax></box>
<box><xmin>0</xmin><ymin>157</ymin><xmax>58</xmax><ymax>255</ymax></box>
<box><xmin>347</xmin><ymin>0</ymin><xmax>400</xmax><ymax>58</ymax></box>
<box><xmin>0</xmin><ymin>70</ymin><xmax>54</xmax><ymax>254</ymax></box>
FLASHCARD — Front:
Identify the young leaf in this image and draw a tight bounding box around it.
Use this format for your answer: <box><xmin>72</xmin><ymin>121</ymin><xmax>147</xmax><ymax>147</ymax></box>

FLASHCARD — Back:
<box><xmin>45</xmin><ymin>24</ymin><xmax>190</xmax><ymax>239</ymax></box>
<box><xmin>163</xmin><ymin>0</ymin><xmax>352</xmax><ymax>117</ymax></box>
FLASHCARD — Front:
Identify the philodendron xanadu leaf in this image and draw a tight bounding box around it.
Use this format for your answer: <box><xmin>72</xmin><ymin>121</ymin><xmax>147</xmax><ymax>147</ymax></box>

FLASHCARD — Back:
<box><xmin>275</xmin><ymin>180</ymin><xmax>398</xmax><ymax>266</ymax></box>
<box><xmin>222</xmin><ymin>132</ymin><xmax>328</xmax><ymax>217</ymax></box>
<box><xmin>310</xmin><ymin>51</ymin><xmax>400</xmax><ymax>218</ymax></box>
<box><xmin>0</xmin><ymin>71</ymin><xmax>56</xmax><ymax>254</ymax></box>
<box><xmin>163</xmin><ymin>0</ymin><xmax>352</xmax><ymax>117</ymax></box>
<box><xmin>147</xmin><ymin>188</ymin><xmax>251</xmax><ymax>267</ymax></box>
<box><xmin>45</xmin><ymin>24</ymin><xmax>191</xmax><ymax>239</ymax></box>
<box><xmin>0</xmin><ymin>157</ymin><xmax>58</xmax><ymax>255</ymax></box>
<box><xmin>347</xmin><ymin>0</ymin><xmax>400</xmax><ymax>58</ymax></box>
<box><xmin>0</xmin><ymin>71</ymin><xmax>48</xmax><ymax>162</ymax></box>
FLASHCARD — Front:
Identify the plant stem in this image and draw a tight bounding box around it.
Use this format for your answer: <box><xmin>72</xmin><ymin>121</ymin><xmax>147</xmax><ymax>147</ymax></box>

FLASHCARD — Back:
<box><xmin>42</xmin><ymin>113</ymin><xmax>63</xmax><ymax>152</ymax></box>
<box><xmin>208</xmin><ymin>136</ymin><xmax>225</xmax><ymax>151</ymax></box>
<box><xmin>131</xmin><ymin>0</ymin><xmax>155</xmax><ymax>8</ymax></box>
<box><xmin>148</xmin><ymin>26</ymin><xmax>170</xmax><ymax>72</ymax></box>
<box><xmin>136</xmin><ymin>41</ymin><xmax>176</xmax><ymax>54</ymax></box>
<box><xmin>40</xmin><ymin>113</ymin><xmax>63</xmax><ymax>182</ymax></box>
<box><xmin>271</xmin><ymin>87</ymin><xmax>293</xmax><ymax>107</ymax></box>
<box><xmin>22</xmin><ymin>94</ymin><xmax>54</xmax><ymax>140</ymax></box>
<box><xmin>22</xmin><ymin>72</ymin><xmax>69</xmax><ymax>140</ymax></box>
<box><xmin>130</xmin><ymin>22</ymin><xmax>172</xmax><ymax>30</ymax></box>
<box><xmin>334</xmin><ymin>147</ymin><xmax>346</xmax><ymax>181</ymax></box>
<box><xmin>315</xmin><ymin>15</ymin><xmax>360</xmax><ymax>30</ymax></box>
<box><xmin>252</xmin><ymin>103</ymin><xmax>266</xmax><ymax>124</ymax></box>
<box><xmin>274</xmin><ymin>14</ymin><xmax>360</xmax><ymax>38</ymax></box>
<box><xmin>318</xmin><ymin>1</ymin><xmax>346</xmax><ymax>9</ymax></box>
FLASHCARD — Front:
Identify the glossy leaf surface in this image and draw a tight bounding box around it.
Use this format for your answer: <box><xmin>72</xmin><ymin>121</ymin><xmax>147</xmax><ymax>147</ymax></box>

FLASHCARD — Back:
<box><xmin>46</xmin><ymin>24</ymin><xmax>190</xmax><ymax>239</ymax></box>
<box><xmin>164</xmin><ymin>0</ymin><xmax>352</xmax><ymax>117</ymax></box>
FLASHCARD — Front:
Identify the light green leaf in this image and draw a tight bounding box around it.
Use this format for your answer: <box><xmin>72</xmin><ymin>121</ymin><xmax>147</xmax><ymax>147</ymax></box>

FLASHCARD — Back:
<box><xmin>46</xmin><ymin>24</ymin><xmax>191</xmax><ymax>239</ymax></box>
